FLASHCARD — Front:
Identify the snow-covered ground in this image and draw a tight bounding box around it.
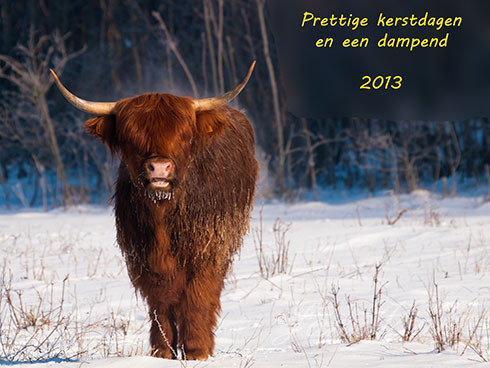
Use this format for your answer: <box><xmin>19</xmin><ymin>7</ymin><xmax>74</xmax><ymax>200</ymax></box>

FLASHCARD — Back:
<box><xmin>0</xmin><ymin>190</ymin><xmax>489</xmax><ymax>367</ymax></box>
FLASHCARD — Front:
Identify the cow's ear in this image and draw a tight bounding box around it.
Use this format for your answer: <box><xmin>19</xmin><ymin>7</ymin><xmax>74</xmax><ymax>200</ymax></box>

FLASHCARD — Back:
<box><xmin>84</xmin><ymin>115</ymin><xmax>117</xmax><ymax>148</ymax></box>
<box><xmin>195</xmin><ymin>110</ymin><xmax>225</xmax><ymax>137</ymax></box>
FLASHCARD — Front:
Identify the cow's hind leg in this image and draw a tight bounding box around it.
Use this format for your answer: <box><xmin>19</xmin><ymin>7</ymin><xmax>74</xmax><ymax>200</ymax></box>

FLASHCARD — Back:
<box><xmin>177</xmin><ymin>273</ymin><xmax>223</xmax><ymax>360</ymax></box>
<box><xmin>149</xmin><ymin>301</ymin><xmax>178</xmax><ymax>359</ymax></box>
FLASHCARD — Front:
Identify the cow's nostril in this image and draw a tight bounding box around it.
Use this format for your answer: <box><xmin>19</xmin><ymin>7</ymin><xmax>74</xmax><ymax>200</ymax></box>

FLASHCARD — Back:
<box><xmin>148</xmin><ymin>163</ymin><xmax>155</xmax><ymax>172</ymax></box>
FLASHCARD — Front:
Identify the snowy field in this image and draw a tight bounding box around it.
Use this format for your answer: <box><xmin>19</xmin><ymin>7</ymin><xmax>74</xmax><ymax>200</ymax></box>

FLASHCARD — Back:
<box><xmin>0</xmin><ymin>190</ymin><xmax>489</xmax><ymax>367</ymax></box>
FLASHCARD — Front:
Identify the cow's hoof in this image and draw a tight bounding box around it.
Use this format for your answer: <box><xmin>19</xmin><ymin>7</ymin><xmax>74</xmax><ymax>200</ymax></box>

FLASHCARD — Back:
<box><xmin>184</xmin><ymin>349</ymin><xmax>210</xmax><ymax>361</ymax></box>
<box><xmin>150</xmin><ymin>347</ymin><xmax>174</xmax><ymax>359</ymax></box>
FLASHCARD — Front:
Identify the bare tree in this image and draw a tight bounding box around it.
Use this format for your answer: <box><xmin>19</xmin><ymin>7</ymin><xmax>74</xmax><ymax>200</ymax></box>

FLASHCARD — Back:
<box><xmin>0</xmin><ymin>28</ymin><xmax>85</xmax><ymax>206</ymax></box>
<box><xmin>152</xmin><ymin>11</ymin><xmax>199</xmax><ymax>98</ymax></box>
<box><xmin>256</xmin><ymin>0</ymin><xmax>286</xmax><ymax>194</ymax></box>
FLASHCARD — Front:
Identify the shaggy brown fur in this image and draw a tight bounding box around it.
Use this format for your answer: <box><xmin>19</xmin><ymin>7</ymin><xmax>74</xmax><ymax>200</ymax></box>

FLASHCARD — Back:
<box><xmin>84</xmin><ymin>93</ymin><xmax>257</xmax><ymax>360</ymax></box>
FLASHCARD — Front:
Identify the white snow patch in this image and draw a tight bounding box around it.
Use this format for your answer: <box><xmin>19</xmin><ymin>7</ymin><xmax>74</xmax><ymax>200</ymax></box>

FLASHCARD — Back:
<box><xmin>0</xmin><ymin>193</ymin><xmax>489</xmax><ymax>367</ymax></box>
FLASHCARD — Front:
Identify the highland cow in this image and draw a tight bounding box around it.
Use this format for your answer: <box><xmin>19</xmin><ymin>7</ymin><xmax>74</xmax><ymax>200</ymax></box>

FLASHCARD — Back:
<box><xmin>50</xmin><ymin>63</ymin><xmax>258</xmax><ymax>360</ymax></box>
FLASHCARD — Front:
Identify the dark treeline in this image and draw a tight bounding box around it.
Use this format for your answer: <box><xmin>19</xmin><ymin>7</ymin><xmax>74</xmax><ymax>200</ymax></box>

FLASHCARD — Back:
<box><xmin>0</xmin><ymin>0</ymin><xmax>489</xmax><ymax>207</ymax></box>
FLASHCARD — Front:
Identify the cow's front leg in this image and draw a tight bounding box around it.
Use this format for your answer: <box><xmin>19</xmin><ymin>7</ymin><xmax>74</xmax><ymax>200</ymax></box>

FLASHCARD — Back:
<box><xmin>148</xmin><ymin>300</ymin><xmax>178</xmax><ymax>359</ymax></box>
<box><xmin>145</xmin><ymin>236</ymin><xmax>183</xmax><ymax>358</ymax></box>
<box><xmin>177</xmin><ymin>271</ymin><xmax>224</xmax><ymax>360</ymax></box>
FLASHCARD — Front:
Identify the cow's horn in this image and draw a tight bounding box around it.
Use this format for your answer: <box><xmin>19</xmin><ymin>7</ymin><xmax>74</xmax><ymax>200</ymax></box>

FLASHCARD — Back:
<box><xmin>193</xmin><ymin>61</ymin><xmax>255</xmax><ymax>112</ymax></box>
<box><xmin>49</xmin><ymin>69</ymin><xmax>117</xmax><ymax>115</ymax></box>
